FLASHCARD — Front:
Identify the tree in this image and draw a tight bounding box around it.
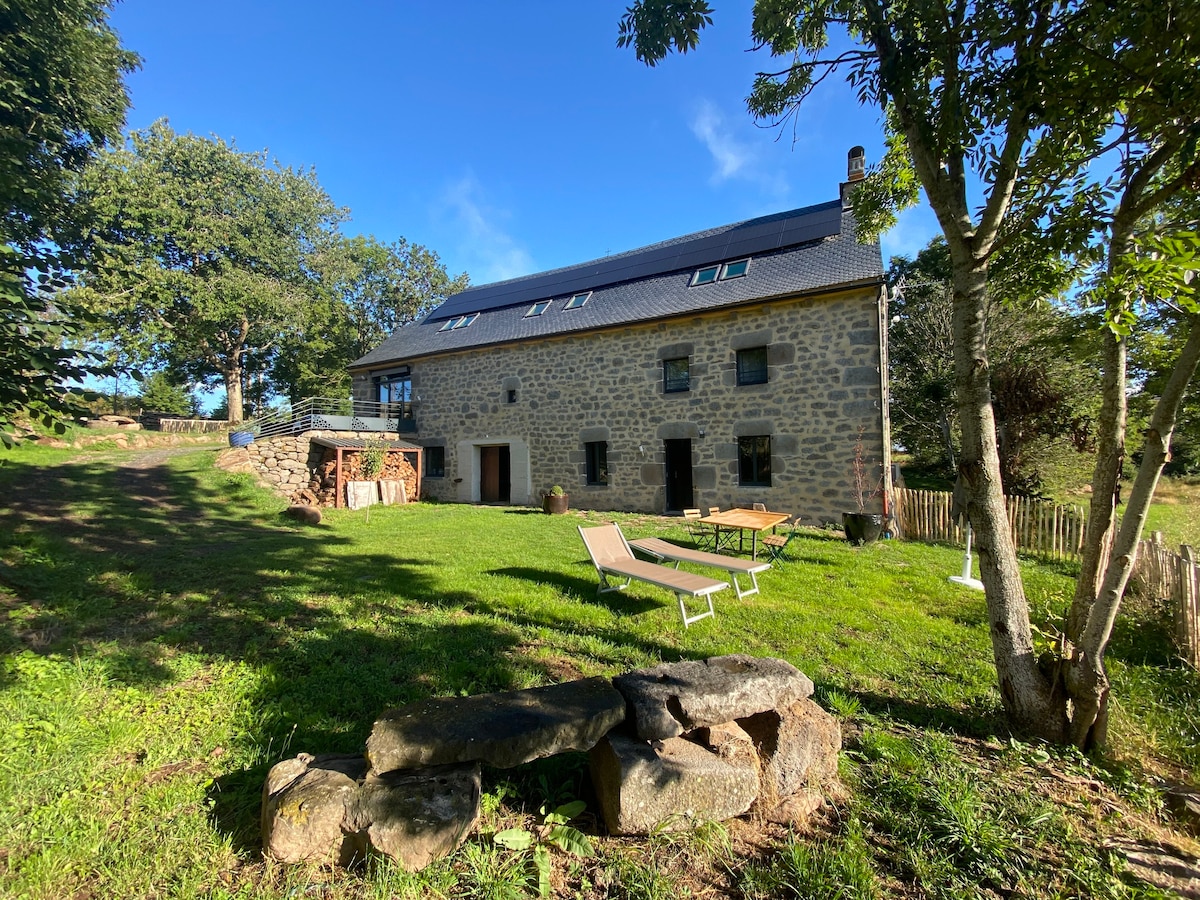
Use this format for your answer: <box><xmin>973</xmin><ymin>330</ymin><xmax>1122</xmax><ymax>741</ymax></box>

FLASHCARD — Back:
<box><xmin>272</xmin><ymin>234</ymin><xmax>468</xmax><ymax>401</ymax></box>
<box><xmin>135</xmin><ymin>370</ymin><xmax>197</xmax><ymax>417</ymax></box>
<box><xmin>69</xmin><ymin>120</ymin><xmax>342</xmax><ymax>423</ymax></box>
<box><xmin>0</xmin><ymin>0</ymin><xmax>138</xmax><ymax>442</ymax></box>
<box><xmin>617</xmin><ymin>0</ymin><xmax>1200</xmax><ymax>745</ymax></box>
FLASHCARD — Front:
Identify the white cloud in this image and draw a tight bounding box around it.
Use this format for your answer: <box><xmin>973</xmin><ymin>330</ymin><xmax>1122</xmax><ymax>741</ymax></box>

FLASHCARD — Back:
<box><xmin>689</xmin><ymin>101</ymin><xmax>789</xmax><ymax>201</ymax></box>
<box><xmin>690</xmin><ymin>100</ymin><xmax>754</xmax><ymax>182</ymax></box>
<box><xmin>440</xmin><ymin>175</ymin><xmax>535</xmax><ymax>284</ymax></box>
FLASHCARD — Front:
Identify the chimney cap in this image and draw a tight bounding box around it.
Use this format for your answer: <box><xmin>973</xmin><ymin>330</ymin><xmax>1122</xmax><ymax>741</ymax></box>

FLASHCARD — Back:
<box><xmin>847</xmin><ymin>146</ymin><xmax>866</xmax><ymax>182</ymax></box>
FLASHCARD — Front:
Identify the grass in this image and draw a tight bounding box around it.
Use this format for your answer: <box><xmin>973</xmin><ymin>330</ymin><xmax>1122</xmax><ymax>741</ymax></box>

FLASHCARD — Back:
<box><xmin>0</xmin><ymin>442</ymin><xmax>1197</xmax><ymax>898</ymax></box>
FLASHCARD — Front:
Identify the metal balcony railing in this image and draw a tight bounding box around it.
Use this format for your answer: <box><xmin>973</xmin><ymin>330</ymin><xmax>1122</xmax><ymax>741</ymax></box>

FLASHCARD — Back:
<box><xmin>243</xmin><ymin>397</ymin><xmax>416</xmax><ymax>440</ymax></box>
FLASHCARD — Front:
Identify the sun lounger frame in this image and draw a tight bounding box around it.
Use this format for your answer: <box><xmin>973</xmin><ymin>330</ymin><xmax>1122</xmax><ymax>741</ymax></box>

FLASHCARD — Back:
<box><xmin>627</xmin><ymin>537</ymin><xmax>770</xmax><ymax>600</ymax></box>
<box><xmin>578</xmin><ymin>524</ymin><xmax>727</xmax><ymax>627</ymax></box>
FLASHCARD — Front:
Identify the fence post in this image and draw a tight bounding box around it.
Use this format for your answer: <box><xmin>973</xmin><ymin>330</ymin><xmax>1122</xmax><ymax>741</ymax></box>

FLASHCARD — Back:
<box><xmin>1180</xmin><ymin>545</ymin><xmax>1198</xmax><ymax>670</ymax></box>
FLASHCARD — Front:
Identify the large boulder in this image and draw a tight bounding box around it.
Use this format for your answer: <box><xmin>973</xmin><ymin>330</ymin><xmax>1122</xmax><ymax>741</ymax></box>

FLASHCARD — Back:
<box><xmin>261</xmin><ymin>754</ymin><xmax>481</xmax><ymax>870</ymax></box>
<box><xmin>589</xmin><ymin>731</ymin><xmax>760</xmax><ymax>835</ymax></box>
<box><xmin>613</xmin><ymin>655</ymin><xmax>813</xmax><ymax>741</ymax></box>
<box><xmin>366</xmin><ymin>676</ymin><xmax>626</xmax><ymax>772</ymax></box>
<box><xmin>738</xmin><ymin>698</ymin><xmax>842</xmax><ymax>824</ymax></box>
<box><xmin>345</xmin><ymin>763</ymin><xmax>481</xmax><ymax>870</ymax></box>
<box><xmin>261</xmin><ymin>753</ymin><xmax>367</xmax><ymax>865</ymax></box>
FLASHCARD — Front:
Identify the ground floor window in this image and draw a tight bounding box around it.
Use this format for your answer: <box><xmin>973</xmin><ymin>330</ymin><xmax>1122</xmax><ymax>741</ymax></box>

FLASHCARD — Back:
<box><xmin>585</xmin><ymin>441</ymin><xmax>608</xmax><ymax>486</ymax></box>
<box><xmin>426</xmin><ymin>446</ymin><xmax>445</xmax><ymax>477</ymax></box>
<box><xmin>738</xmin><ymin>435</ymin><xmax>771</xmax><ymax>486</ymax></box>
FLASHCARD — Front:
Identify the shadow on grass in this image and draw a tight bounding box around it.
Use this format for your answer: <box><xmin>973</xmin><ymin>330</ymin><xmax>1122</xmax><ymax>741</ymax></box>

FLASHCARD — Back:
<box><xmin>0</xmin><ymin>453</ymin><xmax>554</xmax><ymax>835</ymax></box>
<box><xmin>845</xmin><ymin>689</ymin><xmax>1010</xmax><ymax>738</ymax></box>
<box><xmin>487</xmin><ymin>565</ymin><xmax>662</xmax><ymax>617</ymax></box>
<box><xmin>0</xmin><ymin>451</ymin><xmax>709</xmax><ymax>851</ymax></box>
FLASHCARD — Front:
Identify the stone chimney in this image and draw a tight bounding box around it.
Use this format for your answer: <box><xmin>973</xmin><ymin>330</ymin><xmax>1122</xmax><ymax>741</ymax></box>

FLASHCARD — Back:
<box><xmin>841</xmin><ymin>146</ymin><xmax>866</xmax><ymax>209</ymax></box>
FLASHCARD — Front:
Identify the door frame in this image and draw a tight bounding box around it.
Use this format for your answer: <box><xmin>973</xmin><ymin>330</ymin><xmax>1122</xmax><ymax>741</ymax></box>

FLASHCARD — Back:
<box><xmin>663</xmin><ymin>438</ymin><xmax>694</xmax><ymax>512</ymax></box>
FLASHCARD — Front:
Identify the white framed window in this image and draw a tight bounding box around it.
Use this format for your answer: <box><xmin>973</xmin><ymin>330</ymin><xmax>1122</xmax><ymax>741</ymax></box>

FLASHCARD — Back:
<box><xmin>564</xmin><ymin>291</ymin><xmax>591</xmax><ymax>310</ymax></box>
<box><xmin>439</xmin><ymin>312</ymin><xmax>478</xmax><ymax>331</ymax></box>
<box><xmin>721</xmin><ymin>259</ymin><xmax>750</xmax><ymax>279</ymax></box>
<box><xmin>691</xmin><ymin>265</ymin><xmax>720</xmax><ymax>286</ymax></box>
<box><xmin>525</xmin><ymin>300</ymin><xmax>552</xmax><ymax>317</ymax></box>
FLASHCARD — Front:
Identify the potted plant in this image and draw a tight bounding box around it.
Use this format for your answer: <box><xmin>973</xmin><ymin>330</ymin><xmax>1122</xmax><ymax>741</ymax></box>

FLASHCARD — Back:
<box><xmin>542</xmin><ymin>485</ymin><xmax>569</xmax><ymax>515</ymax></box>
<box><xmin>359</xmin><ymin>439</ymin><xmax>387</xmax><ymax>479</ymax></box>
<box><xmin>843</xmin><ymin>429</ymin><xmax>885</xmax><ymax>544</ymax></box>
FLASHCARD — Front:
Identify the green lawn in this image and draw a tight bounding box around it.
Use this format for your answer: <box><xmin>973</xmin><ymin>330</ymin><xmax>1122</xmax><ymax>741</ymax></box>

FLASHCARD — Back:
<box><xmin>0</xmin><ymin>444</ymin><xmax>1195</xmax><ymax>899</ymax></box>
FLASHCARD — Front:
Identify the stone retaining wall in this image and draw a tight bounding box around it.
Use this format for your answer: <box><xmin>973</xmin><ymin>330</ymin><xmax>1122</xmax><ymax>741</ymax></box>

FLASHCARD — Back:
<box><xmin>262</xmin><ymin>655</ymin><xmax>843</xmax><ymax>870</ymax></box>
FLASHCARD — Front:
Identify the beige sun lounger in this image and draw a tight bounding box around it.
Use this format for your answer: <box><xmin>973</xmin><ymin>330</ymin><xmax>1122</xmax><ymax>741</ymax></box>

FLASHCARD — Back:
<box><xmin>578</xmin><ymin>523</ymin><xmax>727</xmax><ymax>627</ymax></box>
<box><xmin>627</xmin><ymin>536</ymin><xmax>770</xmax><ymax>600</ymax></box>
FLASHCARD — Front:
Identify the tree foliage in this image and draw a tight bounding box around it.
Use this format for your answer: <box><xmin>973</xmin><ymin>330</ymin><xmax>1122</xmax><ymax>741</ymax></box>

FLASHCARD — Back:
<box><xmin>0</xmin><ymin>0</ymin><xmax>138</xmax><ymax>442</ymax></box>
<box><xmin>889</xmin><ymin>239</ymin><xmax>1099</xmax><ymax>493</ymax></box>
<box><xmin>617</xmin><ymin>0</ymin><xmax>1200</xmax><ymax>747</ymax></box>
<box><xmin>69</xmin><ymin>120</ymin><xmax>343</xmax><ymax>423</ymax></box>
<box><xmin>135</xmin><ymin>370</ymin><xmax>197</xmax><ymax>417</ymax></box>
<box><xmin>272</xmin><ymin>234</ymin><xmax>468</xmax><ymax>401</ymax></box>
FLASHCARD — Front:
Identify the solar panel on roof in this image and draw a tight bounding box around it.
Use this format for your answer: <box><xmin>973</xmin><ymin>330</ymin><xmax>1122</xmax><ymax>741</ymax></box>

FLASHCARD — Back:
<box><xmin>429</xmin><ymin>199</ymin><xmax>844</xmax><ymax>320</ymax></box>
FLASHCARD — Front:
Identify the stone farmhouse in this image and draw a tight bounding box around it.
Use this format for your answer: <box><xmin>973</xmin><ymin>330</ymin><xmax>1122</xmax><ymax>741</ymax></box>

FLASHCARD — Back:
<box><xmin>349</xmin><ymin>160</ymin><xmax>890</xmax><ymax>524</ymax></box>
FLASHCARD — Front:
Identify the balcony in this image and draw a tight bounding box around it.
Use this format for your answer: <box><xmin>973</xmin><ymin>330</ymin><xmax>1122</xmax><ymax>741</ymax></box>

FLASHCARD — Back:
<box><xmin>244</xmin><ymin>397</ymin><xmax>416</xmax><ymax>439</ymax></box>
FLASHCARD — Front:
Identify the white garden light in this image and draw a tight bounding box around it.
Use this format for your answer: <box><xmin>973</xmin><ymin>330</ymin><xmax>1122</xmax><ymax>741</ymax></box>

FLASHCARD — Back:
<box><xmin>950</xmin><ymin>521</ymin><xmax>985</xmax><ymax>591</ymax></box>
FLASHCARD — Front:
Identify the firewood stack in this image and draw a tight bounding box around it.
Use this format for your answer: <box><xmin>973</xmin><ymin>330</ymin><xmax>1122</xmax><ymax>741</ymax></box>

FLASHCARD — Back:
<box><xmin>291</xmin><ymin>447</ymin><xmax>419</xmax><ymax>508</ymax></box>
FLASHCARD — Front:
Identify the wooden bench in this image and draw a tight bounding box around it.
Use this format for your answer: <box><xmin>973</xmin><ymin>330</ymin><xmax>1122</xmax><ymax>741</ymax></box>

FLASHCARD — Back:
<box><xmin>627</xmin><ymin>537</ymin><xmax>770</xmax><ymax>600</ymax></box>
<box><xmin>578</xmin><ymin>524</ymin><xmax>728</xmax><ymax>627</ymax></box>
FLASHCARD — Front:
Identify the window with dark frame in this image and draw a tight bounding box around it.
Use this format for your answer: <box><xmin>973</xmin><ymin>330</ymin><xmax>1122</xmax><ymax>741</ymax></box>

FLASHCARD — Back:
<box><xmin>736</xmin><ymin>347</ymin><xmax>769</xmax><ymax>385</ymax></box>
<box><xmin>663</xmin><ymin>357</ymin><xmax>690</xmax><ymax>393</ymax></box>
<box><xmin>585</xmin><ymin>441</ymin><xmax>608</xmax><ymax>486</ymax></box>
<box><xmin>426</xmin><ymin>446</ymin><xmax>446</xmax><ymax>478</ymax></box>
<box><xmin>738</xmin><ymin>436</ymin><xmax>771</xmax><ymax>486</ymax></box>
<box><xmin>506</xmin><ymin>389</ymin><xmax>517</xmax><ymax>403</ymax></box>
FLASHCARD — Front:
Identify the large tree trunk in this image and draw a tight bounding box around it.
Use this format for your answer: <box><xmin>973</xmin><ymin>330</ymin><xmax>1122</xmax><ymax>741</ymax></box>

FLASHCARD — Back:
<box><xmin>1065</xmin><ymin>313</ymin><xmax>1200</xmax><ymax>748</ymax></box>
<box><xmin>224</xmin><ymin>364</ymin><xmax>244</xmax><ymax>424</ymax></box>
<box><xmin>951</xmin><ymin>261</ymin><xmax>1068</xmax><ymax>742</ymax></box>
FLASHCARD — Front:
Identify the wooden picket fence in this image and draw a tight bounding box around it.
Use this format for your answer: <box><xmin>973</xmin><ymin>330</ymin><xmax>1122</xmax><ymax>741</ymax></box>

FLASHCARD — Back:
<box><xmin>1129</xmin><ymin>534</ymin><xmax>1199</xmax><ymax>670</ymax></box>
<box><xmin>893</xmin><ymin>487</ymin><xmax>1088</xmax><ymax>562</ymax></box>
<box><xmin>893</xmin><ymin>488</ymin><xmax>1200</xmax><ymax>669</ymax></box>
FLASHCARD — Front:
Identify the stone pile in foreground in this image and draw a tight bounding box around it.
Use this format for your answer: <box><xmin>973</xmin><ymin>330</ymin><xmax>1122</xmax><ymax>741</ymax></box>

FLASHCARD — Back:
<box><xmin>262</xmin><ymin>655</ymin><xmax>842</xmax><ymax>869</ymax></box>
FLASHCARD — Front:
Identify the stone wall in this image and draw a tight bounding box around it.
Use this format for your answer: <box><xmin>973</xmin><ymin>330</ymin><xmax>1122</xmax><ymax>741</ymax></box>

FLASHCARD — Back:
<box><xmin>262</xmin><ymin>656</ymin><xmax>843</xmax><ymax>870</ymax></box>
<box><xmin>351</xmin><ymin>289</ymin><xmax>889</xmax><ymax>525</ymax></box>
<box><xmin>243</xmin><ymin>436</ymin><xmax>325</xmax><ymax>498</ymax></box>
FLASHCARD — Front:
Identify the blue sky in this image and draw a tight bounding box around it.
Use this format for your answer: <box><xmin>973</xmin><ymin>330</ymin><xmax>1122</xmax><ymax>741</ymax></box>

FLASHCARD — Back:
<box><xmin>109</xmin><ymin>1</ymin><xmax>940</xmax><ymax>288</ymax></box>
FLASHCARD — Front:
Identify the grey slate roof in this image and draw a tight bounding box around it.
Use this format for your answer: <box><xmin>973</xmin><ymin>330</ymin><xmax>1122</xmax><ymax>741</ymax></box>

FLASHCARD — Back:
<box><xmin>350</xmin><ymin>199</ymin><xmax>883</xmax><ymax>371</ymax></box>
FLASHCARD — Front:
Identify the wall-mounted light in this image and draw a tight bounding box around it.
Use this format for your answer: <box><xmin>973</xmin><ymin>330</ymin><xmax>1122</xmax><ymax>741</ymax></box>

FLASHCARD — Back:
<box><xmin>697</xmin><ymin>425</ymin><xmax>707</xmax><ymax>438</ymax></box>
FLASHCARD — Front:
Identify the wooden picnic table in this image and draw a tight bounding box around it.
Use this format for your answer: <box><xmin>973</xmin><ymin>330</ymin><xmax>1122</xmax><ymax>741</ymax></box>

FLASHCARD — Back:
<box><xmin>699</xmin><ymin>508</ymin><xmax>790</xmax><ymax>560</ymax></box>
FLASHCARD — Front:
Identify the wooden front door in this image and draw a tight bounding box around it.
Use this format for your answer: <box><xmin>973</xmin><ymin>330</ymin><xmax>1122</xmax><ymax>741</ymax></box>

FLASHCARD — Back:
<box><xmin>479</xmin><ymin>445</ymin><xmax>510</xmax><ymax>503</ymax></box>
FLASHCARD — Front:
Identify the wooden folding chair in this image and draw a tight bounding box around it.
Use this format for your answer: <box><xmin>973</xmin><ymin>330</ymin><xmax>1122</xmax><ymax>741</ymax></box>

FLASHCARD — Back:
<box><xmin>760</xmin><ymin>516</ymin><xmax>802</xmax><ymax>567</ymax></box>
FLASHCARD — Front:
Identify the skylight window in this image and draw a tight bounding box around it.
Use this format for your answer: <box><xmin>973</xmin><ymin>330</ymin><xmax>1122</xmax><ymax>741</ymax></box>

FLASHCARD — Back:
<box><xmin>722</xmin><ymin>259</ymin><xmax>750</xmax><ymax>279</ymax></box>
<box><xmin>526</xmin><ymin>300</ymin><xmax>552</xmax><ymax>317</ymax></box>
<box><xmin>438</xmin><ymin>312</ymin><xmax>479</xmax><ymax>331</ymax></box>
<box><xmin>564</xmin><ymin>291</ymin><xmax>591</xmax><ymax>310</ymax></box>
<box><xmin>691</xmin><ymin>258</ymin><xmax>752</xmax><ymax>287</ymax></box>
